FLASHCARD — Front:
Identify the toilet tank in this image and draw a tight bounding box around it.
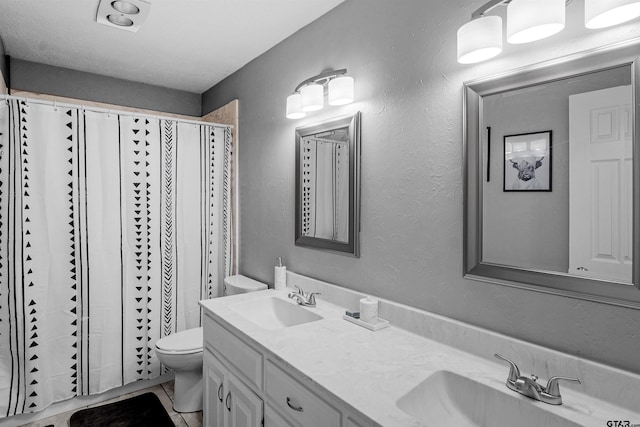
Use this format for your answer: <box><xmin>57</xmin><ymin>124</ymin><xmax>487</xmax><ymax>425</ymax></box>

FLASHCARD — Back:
<box><xmin>223</xmin><ymin>274</ymin><xmax>268</xmax><ymax>296</ymax></box>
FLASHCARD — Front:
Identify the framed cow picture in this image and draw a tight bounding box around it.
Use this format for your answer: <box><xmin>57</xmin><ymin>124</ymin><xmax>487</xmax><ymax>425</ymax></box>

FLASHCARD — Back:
<box><xmin>503</xmin><ymin>130</ymin><xmax>552</xmax><ymax>192</ymax></box>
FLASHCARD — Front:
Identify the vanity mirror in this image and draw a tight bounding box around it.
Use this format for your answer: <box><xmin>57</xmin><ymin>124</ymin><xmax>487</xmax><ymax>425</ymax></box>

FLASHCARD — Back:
<box><xmin>464</xmin><ymin>42</ymin><xmax>640</xmax><ymax>309</ymax></box>
<box><xmin>295</xmin><ymin>113</ymin><xmax>361</xmax><ymax>256</ymax></box>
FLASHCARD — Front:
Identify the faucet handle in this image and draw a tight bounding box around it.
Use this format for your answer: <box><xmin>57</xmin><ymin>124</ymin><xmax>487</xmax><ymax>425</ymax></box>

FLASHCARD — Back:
<box><xmin>494</xmin><ymin>353</ymin><xmax>521</xmax><ymax>382</ymax></box>
<box><xmin>307</xmin><ymin>292</ymin><xmax>321</xmax><ymax>305</ymax></box>
<box><xmin>294</xmin><ymin>285</ymin><xmax>305</xmax><ymax>296</ymax></box>
<box><xmin>545</xmin><ymin>376</ymin><xmax>581</xmax><ymax>397</ymax></box>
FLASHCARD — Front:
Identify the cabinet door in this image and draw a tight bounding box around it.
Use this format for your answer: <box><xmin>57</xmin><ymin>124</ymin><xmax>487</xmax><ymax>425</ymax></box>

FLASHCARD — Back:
<box><xmin>204</xmin><ymin>350</ymin><xmax>226</xmax><ymax>427</ymax></box>
<box><xmin>227</xmin><ymin>372</ymin><xmax>263</xmax><ymax>427</ymax></box>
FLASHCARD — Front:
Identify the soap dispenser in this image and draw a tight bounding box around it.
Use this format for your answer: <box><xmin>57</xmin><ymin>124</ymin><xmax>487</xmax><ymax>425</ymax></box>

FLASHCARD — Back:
<box><xmin>274</xmin><ymin>257</ymin><xmax>286</xmax><ymax>290</ymax></box>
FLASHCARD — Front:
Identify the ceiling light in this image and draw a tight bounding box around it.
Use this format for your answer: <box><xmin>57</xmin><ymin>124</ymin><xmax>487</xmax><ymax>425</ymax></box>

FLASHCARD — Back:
<box><xmin>111</xmin><ymin>1</ymin><xmax>140</xmax><ymax>15</ymax></box>
<box><xmin>507</xmin><ymin>0</ymin><xmax>565</xmax><ymax>44</ymax></box>
<box><xmin>285</xmin><ymin>69</ymin><xmax>355</xmax><ymax>119</ymax></box>
<box><xmin>457</xmin><ymin>16</ymin><xmax>502</xmax><ymax>64</ymax></box>
<box><xmin>585</xmin><ymin>0</ymin><xmax>640</xmax><ymax>29</ymax></box>
<box><xmin>96</xmin><ymin>0</ymin><xmax>150</xmax><ymax>33</ymax></box>
<box><xmin>107</xmin><ymin>14</ymin><xmax>134</xmax><ymax>27</ymax></box>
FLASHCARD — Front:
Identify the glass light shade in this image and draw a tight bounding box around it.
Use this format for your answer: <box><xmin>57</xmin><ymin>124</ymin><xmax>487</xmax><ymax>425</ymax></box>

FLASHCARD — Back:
<box><xmin>301</xmin><ymin>83</ymin><xmax>324</xmax><ymax>112</ymax></box>
<box><xmin>507</xmin><ymin>0</ymin><xmax>565</xmax><ymax>44</ymax></box>
<box><xmin>111</xmin><ymin>1</ymin><xmax>140</xmax><ymax>14</ymax></box>
<box><xmin>328</xmin><ymin>76</ymin><xmax>354</xmax><ymax>105</ymax></box>
<box><xmin>286</xmin><ymin>93</ymin><xmax>306</xmax><ymax>119</ymax></box>
<box><xmin>107</xmin><ymin>14</ymin><xmax>134</xmax><ymax>26</ymax></box>
<box><xmin>585</xmin><ymin>0</ymin><xmax>640</xmax><ymax>29</ymax></box>
<box><xmin>457</xmin><ymin>16</ymin><xmax>503</xmax><ymax>64</ymax></box>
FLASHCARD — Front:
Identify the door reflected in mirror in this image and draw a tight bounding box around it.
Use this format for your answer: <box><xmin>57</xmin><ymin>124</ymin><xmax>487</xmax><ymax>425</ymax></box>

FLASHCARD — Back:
<box><xmin>295</xmin><ymin>113</ymin><xmax>360</xmax><ymax>256</ymax></box>
<box><xmin>482</xmin><ymin>66</ymin><xmax>632</xmax><ymax>283</ymax></box>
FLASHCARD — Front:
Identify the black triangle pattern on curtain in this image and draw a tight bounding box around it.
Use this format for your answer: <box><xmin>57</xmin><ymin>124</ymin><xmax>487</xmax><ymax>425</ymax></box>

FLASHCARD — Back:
<box><xmin>160</xmin><ymin>119</ymin><xmax>177</xmax><ymax>341</ymax></box>
<box><xmin>144</xmin><ymin>119</ymin><xmax>154</xmax><ymax>376</ymax></box>
<box><xmin>20</xmin><ymin>101</ymin><xmax>40</xmax><ymax>411</ymax></box>
<box><xmin>131</xmin><ymin>118</ymin><xmax>146</xmax><ymax>378</ymax></box>
<box><xmin>66</xmin><ymin>109</ymin><xmax>80</xmax><ymax>397</ymax></box>
<box><xmin>206</xmin><ymin>129</ymin><xmax>216</xmax><ymax>299</ymax></box>
<box><xmin>223</xmin><ymin>127</ymin><xmax>232</xmax><ymax>279</ymax></box>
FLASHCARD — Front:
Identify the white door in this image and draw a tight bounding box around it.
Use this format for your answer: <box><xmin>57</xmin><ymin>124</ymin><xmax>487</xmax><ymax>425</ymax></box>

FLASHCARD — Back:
<box><xmin>569</xmin><ymin>85</ymin><xmax>633</xmax><ymax>282</ymax></box>
<box><xmin>227</xmin><ymin>372</ymin><xmax>263</xmax><ymax>427</ymax></box>
<box><xmin>204</xmin><ymin>351</ymin><xmax>226</xmax><ymax>427</ymax></box>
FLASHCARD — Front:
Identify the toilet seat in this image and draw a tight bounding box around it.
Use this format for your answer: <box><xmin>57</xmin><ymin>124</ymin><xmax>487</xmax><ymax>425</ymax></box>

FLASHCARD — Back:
<box><xmin>155</xmin><ymin>327</ymin><xmax>203</xmax><ymax>354</ymax></box>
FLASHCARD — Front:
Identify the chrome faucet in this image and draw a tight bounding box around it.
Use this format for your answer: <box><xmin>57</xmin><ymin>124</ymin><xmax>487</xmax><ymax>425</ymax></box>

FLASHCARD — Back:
<box><xmin>287</xmin><ymin>286</ymin><xmax>321</xmax><ymax>307</ymax></box>
<box><xmin>494</xmin><ymin>354</ymin><xmax>581</xmax><ymax>405</ymax></box>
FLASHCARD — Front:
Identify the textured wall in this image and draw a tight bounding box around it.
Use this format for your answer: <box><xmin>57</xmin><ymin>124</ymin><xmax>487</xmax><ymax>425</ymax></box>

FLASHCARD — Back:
<box><xmin>202</xmin><ymin>0</ymin><xmax>640</xmax><ymax>373</ymax></box>
<box><xmin>11</xmin><ymin>59</ymin><xmax>201</xmax><ymax>116</ymax></box>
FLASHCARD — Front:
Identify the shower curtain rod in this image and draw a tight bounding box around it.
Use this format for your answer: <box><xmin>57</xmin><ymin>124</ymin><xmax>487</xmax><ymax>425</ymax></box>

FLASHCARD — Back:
<box><xmin>0</xmin><ymin>94</ymin><xmax>233</xmax><ymax>130</ymax></box>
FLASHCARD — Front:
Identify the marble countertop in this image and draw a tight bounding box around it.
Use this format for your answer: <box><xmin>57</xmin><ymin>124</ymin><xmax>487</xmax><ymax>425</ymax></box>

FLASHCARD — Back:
<box><xmin>200</xmin><ymin>288</ymin><xmax>640</xmax><ymax>427</ymax></box>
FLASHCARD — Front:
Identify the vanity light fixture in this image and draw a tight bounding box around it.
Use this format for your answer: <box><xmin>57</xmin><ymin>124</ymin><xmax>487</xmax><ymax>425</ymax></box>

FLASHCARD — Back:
<box><xmin>286</xmin><ymin>69</ymin><xmax>354</xmax><ymax>119</ymax></box>
<box><xmin>457</xmin><ymin>0</ymin><xmax>640</xmax><ymax>64</ymax></box>
<box><xmin>507</xmin><ymin>0</ymin><xmax>565</xmax><ymax>44</ymax></box>
<box><xmin>96</xmin><ymin>0</ymin><xmax>151</xmax><ymax>33</ymax></box>
<box><xmin>585</xmin><ymin>0</ymin><xmax>640</xmax><ymax>29</ymax></box>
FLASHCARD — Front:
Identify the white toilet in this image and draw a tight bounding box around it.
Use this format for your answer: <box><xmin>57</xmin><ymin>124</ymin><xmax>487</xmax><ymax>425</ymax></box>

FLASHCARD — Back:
<box><xmin>155</xmin><ymin>274</ymin><xmax>268</xmax><ymax>412</ymax></box>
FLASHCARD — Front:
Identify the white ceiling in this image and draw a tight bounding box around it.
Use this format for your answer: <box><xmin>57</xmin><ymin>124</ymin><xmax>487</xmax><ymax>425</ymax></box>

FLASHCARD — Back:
<box><xmin>0</xmin><ymin>0</ymin><xmax>345</xmax><ymax>93</ymax></box>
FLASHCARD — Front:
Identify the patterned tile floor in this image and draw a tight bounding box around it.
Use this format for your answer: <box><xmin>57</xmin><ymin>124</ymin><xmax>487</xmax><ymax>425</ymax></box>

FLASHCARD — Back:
<box><xmin>19</xmin><ymin>381</ymin><xmax>203</xmax><ymax>427</ymax></box>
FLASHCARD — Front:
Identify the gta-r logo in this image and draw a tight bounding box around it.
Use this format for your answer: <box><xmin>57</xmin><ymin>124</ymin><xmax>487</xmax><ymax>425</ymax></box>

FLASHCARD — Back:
<box><xmin>607</xmin><ymin>421</ymin><xmax>630</xmax><ymax>427</ymax></box>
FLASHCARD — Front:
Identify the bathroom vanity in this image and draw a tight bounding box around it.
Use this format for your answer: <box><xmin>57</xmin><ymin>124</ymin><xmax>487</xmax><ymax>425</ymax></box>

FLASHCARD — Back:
<box><xmin>200</xmin><ymin>273</ymin><xmax>640</xmax><ymax>427</ymax></box>
<box><xmin>201</xmin><ymin>295</ymin><xmax>371</xmax><ymax>427</ymax></box>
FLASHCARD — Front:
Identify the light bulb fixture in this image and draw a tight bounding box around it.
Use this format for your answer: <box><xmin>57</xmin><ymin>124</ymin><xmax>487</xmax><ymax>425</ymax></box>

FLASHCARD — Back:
<box><xmin>96</xmin><ymin>0</ymin><xmax>151</xmax><ymax>33</ymax></box>
<box><xmin>328</xmin><ymin>75</ymin><xmax>355</xmax><ymax>105</ymax></box>
<box><xmin>301</xmin><ymin>83</ymin><xmax>324</xmax><ymax>112</ymax></box>
<box><xmin>507</xmin><ymin>0</ymin><xmax>565</xmax><ymax>44</ymax></box>
<box><xmin>286</xmin><ymin>94</ymin><xmax>306</xmax><ymax>119</ymax></box>
<box><xmin>456</xmin><ymin>0</ymin><xmax>640</xmax><ymax>64</ymax></box>
<box><xmin>585</xmin><ymin>0</ymin><xmax>640</xmax><ymax>29</ymax></box>
<box><xmin>457</xmin><ymin>15</ymin><xmax>503</xmax><ymax>64</ymax></box>
<box><xmin>285</xmin><ymin>69</ymin><xmax>355</xmax><ymax>119</ymax></box>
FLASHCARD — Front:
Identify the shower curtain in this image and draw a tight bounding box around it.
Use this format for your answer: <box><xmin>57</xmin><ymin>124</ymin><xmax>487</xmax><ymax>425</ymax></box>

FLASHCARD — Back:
<box><xmin>0</xmin><ymin>98</ymin><xmax>232</xmax><ymax>417</ymax></box>
<box><xmin>301</xmin><ymin>137</ymin><xmax>349</xmax><ymax>242</ymax></box>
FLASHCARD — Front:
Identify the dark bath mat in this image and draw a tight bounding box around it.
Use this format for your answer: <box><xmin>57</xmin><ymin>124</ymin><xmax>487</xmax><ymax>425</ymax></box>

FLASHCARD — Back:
<box><xmin>69</xmin><ymin>392</ymin><xmax>174</xmax><ymax>427</ymax></box>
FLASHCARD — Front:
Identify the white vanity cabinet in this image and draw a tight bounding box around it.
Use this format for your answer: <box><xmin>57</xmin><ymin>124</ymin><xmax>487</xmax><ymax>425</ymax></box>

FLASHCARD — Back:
<box><xmin>203</xmin><ymin>311</ymin><xmax>376</xmax><ymax>427</ymax></box>
<box><xmin>204</xmin><ymin>349</ymin><xmax>263</xmax><ymax>427</ymax></box>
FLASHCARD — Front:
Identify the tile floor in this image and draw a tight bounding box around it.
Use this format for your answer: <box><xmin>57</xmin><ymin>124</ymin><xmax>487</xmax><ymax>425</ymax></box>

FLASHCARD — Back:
<box><xmin>19</xmin><ymin>381</ymin><xmax>203</xmax><ymax>427</ymax></box>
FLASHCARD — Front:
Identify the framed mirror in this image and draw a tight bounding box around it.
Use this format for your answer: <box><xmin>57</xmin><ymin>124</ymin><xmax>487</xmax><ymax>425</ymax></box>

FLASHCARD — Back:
<box><xmin>464</xmin><ymin>42</ymin><xmax>640</xmax><ymax>309</ymax></box>
<box><xmin>295</xmin><ymin>112</ymin><xmax>361</xmax><ymax>257</ymax></box>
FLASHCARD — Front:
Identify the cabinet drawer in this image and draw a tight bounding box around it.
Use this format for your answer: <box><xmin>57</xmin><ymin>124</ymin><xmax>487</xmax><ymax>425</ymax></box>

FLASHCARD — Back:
<box><xmin>265</xmin><ymin>361</ymin><xmax>340</xmax><ymax>427</ymax></box>
<box><xmin>264</xmin><ymin>405</ymin><xmax>293</xmax><ymax>427</ymax></box>
<box><xmin>204</xmin><ymin>314</ymin><xmax>263</xmax><ymax>391</ymax></box>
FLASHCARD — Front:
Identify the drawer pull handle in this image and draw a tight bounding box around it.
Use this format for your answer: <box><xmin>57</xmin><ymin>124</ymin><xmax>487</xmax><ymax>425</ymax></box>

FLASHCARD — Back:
<box><xmin>286</xmin><ymin>397</ymin><xmax>304</xmax><ymax>412</ymax></box>
<box><xmin>217</xmin><ymin>384</ymin><xmax>223</xmax><ymax>402</ymax></box>
<box><xmin>226</xmin><ymin>392</ymin><xmax>232</xmax><ymax>412</ymax></box>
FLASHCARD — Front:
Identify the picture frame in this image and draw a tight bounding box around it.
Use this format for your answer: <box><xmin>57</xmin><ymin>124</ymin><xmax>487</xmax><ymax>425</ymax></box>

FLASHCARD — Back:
<box><xmin>503</xmin><ymin>130</ymin><xmax>552</xmax><ymax>192</ymax></box>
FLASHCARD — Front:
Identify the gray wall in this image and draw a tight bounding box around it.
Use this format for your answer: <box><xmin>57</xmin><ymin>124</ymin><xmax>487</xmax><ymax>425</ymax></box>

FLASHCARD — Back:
<box><xmin>482</xmin><ymin>67</ymin><xmax>631</xmax><ymax>272</ymax></box>
<box><xmin>202</xmin><ymin>0</ymin><xmax>640</xmax><ymax>373</ymax></box>
<box><xmin>11</xmin><ymin>59</ymin><xmax>201</xmax><ymax>116</ymax></box>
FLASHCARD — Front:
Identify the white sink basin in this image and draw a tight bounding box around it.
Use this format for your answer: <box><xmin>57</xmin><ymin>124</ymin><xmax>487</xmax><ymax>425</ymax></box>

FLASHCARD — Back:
<box><xmin>229</xmin><ymin>296</ymin><xmax>322</xmax><ymax>330</ymax></box>
<box><xmin>396</xmin><ymin>370</ymin><xmax>581</xmax><ymax>427</ymax></box>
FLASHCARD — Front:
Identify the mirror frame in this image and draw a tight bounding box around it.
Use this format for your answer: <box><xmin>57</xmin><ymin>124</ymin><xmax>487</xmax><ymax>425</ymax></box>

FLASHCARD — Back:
<box><xmin>464</xmin><ymin>41</ymin><xmax>640</xmax><ymax>309</ymax></box>
<box><xmin>295</xmin><ymin>112</ymin><xmax>361</xmax><ymax>257</ymax></box>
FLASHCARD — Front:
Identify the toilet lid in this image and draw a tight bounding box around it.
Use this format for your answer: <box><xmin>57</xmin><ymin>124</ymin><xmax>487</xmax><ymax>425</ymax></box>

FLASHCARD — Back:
<box><xmin>155</xmin><ymin>327</ymin><xmax>203</xmax><ymax>352</ymax></box>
